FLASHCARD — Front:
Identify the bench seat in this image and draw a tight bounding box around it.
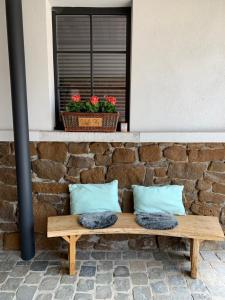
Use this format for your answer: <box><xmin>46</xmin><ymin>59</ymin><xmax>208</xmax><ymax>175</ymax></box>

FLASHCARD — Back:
<box><xmin>47</xmin><ymin>213</ymin><xmax>224</xmax><ymax>278</ymax></box>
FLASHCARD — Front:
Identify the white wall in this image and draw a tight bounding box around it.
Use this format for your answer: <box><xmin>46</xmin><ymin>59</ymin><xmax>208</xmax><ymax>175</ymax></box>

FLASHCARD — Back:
<box><xmin>130</xmin><ymin>0</ymin><xmax>225</xmax><ymax>131</ymax></box>
<box><xmin>1</xmin><ymin>0</ymin><xmax>225</xmax><ymax>132</ymax></box>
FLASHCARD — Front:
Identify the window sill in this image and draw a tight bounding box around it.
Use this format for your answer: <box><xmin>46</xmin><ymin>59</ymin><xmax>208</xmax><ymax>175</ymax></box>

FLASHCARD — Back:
<box><xmin>1</xmin><ymin>130</ymin><xmax>225</xmax><ymax>142</ymax></box>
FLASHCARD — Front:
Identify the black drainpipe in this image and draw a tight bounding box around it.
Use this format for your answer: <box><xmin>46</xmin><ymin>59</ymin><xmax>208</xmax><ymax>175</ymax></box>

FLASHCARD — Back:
<box><xmin>5</xmin><ymin>0</ymin><xmax>35</xmax><ymax>260</ymax></box>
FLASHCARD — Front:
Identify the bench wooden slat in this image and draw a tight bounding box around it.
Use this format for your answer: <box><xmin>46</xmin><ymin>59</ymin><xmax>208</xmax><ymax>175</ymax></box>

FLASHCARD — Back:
<box><xmin>48</xmin><ymin>213</ymin><xmax>224</xmax><ymax>241</ymax></box>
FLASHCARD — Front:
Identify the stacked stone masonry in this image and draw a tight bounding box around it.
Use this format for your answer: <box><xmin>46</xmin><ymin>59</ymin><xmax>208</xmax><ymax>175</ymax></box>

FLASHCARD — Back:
<box><xmin>0</xmin><ymin>142</ymin><xmax>225</xmax><ymax>251</ymax></box>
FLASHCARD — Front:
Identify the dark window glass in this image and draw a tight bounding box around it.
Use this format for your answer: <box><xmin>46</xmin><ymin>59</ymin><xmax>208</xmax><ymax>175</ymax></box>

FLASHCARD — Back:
<box><xmin>52</xmin><ymin>7</ymin><xmax>131</xmax><ymax>129</ymax></box>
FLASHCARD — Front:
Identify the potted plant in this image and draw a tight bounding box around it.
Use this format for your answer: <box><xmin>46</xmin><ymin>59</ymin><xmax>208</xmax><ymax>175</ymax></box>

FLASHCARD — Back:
<box><xmin>61</xmin><ymin>95</ymin><xmax>119</xmax><ymax>132</ymax></box>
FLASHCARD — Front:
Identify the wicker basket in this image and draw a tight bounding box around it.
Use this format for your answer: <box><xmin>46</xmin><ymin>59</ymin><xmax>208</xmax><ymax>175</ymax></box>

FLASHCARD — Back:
<box><xmin>61</xmin><ymin>112</ymin><xmax>119</xmax><ymax>132</ymax></box>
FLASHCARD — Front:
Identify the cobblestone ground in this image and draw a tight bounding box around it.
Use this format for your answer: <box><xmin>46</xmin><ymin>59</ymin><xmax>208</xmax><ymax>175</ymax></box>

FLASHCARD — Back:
<box><xmin>0</xmin><ymin>250</ymin><xmax>225</xmax><ymax>300</ymax></box>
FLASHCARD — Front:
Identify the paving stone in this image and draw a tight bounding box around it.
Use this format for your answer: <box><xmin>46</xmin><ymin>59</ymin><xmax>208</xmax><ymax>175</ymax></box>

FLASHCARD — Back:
<box><xmin>39</xmin><ymin>276</ymin><xmax>59</xmax><ymax>290</ymax></box>
<box><xmin>35</xmin><ymin>293</ymin><xmax>53</xmax><ymax>300</ymax></box>
<box><xmin>0</xmin><ymin>272</ymin><xmax>8</xmax><ymax>284</ymax></box>
<box><xmin>114</xmin><ymin>260</ymin><xmax>129</xmax><ymax>266</ymax></box>
<box><xmin>16</xmin><ymin>261</ymin><xmax>32</xmax><ymax>266</ymax></box>
<box><xmin>74</xmin><ymin>293</ymin><xmax>93</xmax><ymax>300</ymax></box>
<box><xmin>216</xmin><ymin>251</ymin><xmax>225</xmax><ymax>261</ymax></box>
<box><xmin>55</xmin><ymin>285</ymin><xmax>75</xmax><ymax>299</ymax></box>
<box><xmin>10</xmin><ymin>265</ymin><xmax>29</xmax><ymax>277</ymax></box>
<box><xmin>0</xmin><ymin>253</ymin><xmax>8</xmax><ymax>260</ymax></box>
<box><xmin>35</xmin><ymin>251</ymin><xmax>62</xmax><ymax>261</ymax></box>
<box><xmin>133</xmin><ymin>286</ymin><xmax>152</xmax><ymax>300</ymax></box>
<box><xmin>77</xmin><ymin>252</ymin><xmax>91</xmax><ymax>260</ymax></box>
<box><xmin>153</xmin><ymin>252</ymin><xmax>170</xmax><ymax>261</ymax></box>
<box><xmin>167</xmin><ymin>274</ymin><xmax>187</xmax><ymax>287</ymax></box>
<box><xmin>148</xmin><ymin>268</ymin><xmax>165</xmax><ymax>280</ymax></box>
<box><xmin>0</xmin><ymin>262</ymin><xmax>14</xmax><ymax>272</ymax></box>
<box><xmin>16</xmin><ymin>285</ymin><xmax>37</xmax><ymax>300</ymax></box>
<box><xmin>0</xmin><ymin>292</ymin><xmax>14</xmax><ymax>300</ymax></box>
<box><xmin>207</xmin><ymin>284</ymin><xmax>225</xmax><ymax>297</ymax></box>
<box><xmin>79</xmin><ymin>266</ymin><xmax>96</xmax><ymax>277</ymax></box>
<box><xmin>200</xmin><ymin>251</ymin><xmax>220</xmax><ymax>262</ymax></box>
<box><xmin>189</xmin><ymin>279</ymin><xmax>209</xmax><ymax>293</ymax></box>
<box><xmin>24</xmin><ymin>272</ymin><xmax>42</xmax><ymax>284</ymax></box>
<box><xmin>151</xmin><ymin>281</ymin><xmax>169</xmax><ymax>294</ymax></box>
<box><xmin>192</xmin><ymin>294</ymin><xmax>212</xmax><ymax>300</ymax></box>
<box><xmin>96</xmin><ymin>273</ymin><xmax>112</xmax><ymax>285</ymax></box>
<box><xmin>171</xmin><ymin>291</ymin><xmax>192</xmax><ymax>300</ymax></box>
<box><xmin>44</xmin><ymin>266</ymin><xmax>61</xmax><ymax>275</ymax></box>
<box><xmin>122</xmin><ymin>251</ymin><xmax>137</xmax><ymax>260</ymax></box>
<box><xmin>106</xmin><ymin>252</ymin><xmax>121</xmax><ymax>260</ymax></box>
<box><xmin>130</xmin><ymin>261</ymin><xmax>146</xmax><ymax>272</ymax></box>
<box><xmin>96</xmin><ymin>285</ymin><xmax>112</xmax><ymax>299</ymax></box>
<box><xmin>131</xmin><ymin>272</ymin><xmax>148</xmax><ymax>285</ymax></box>
<box><xmin>163</xmin><ymin>262</ymin><xmax>180</xmax><ymax>272</ymax></box>
<box><xmin>114</xmin><ymin>293</ymin><xmax>130</xmax><ymax>300</ymax></box>
<box><xmin>60</xmin><ymin>274</ymin><xmax>77</xmax><ymax>284</ymax></box>
<box><xmin>82</xmin><ymin>261</ymin><xmax>96</xmax><ymax>266</ymax></box>
<box><xmin>1</xmin><ymin>277</ymin><xmax>23</xmax><ymax>291</ymax></box>
<box><xmin>114</xmin><ymin>266</ymin><xmax>130</xmax><ymax>277</ymax></box>
<box><xmin>137</xmin><ymin>251</ymin><xmax>153</xmax><ymax>260</ymax></box>
<box><xmin>113</xmin><ymin>278</ymin><xmax>130</xmax><ymax>291</ymax></box>
<box><xmin>97</xmin><ymin>261</ymin><xmax>113</xmax><ymax>272</ymax></box>
<box><xmin>147</xmin><ymin>261</ymin><xmax>163</xmax><ymax>268</ymax></box>
<box><xmin>153</xmin><ymin>295</ymin><xmax>171</xmax><ymax>300</ymax></box>
<box><xmin>77</xmin><ymin>279</ymin><xmax>94</xmax><ymax>292</ymax></box>
<box><xmin>90</xmin><ymin>252</ymin><xmax>106</xmax><ymax>260</ymax></box>
<box><xmin>30</xmin><ymin>261</ymin><xmax>48</xmax><ymax>271</ymax></box>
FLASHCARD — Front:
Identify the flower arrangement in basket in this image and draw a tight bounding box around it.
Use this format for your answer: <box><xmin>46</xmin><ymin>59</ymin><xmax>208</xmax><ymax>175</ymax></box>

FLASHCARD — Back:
<box><xmin>61</xmin><ymin>95</ymin><xmax>119</xmax><ymax>132</ymax></box>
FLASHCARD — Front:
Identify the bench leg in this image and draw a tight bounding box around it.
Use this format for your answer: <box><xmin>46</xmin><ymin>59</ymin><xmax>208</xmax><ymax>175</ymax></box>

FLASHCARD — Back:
<box><xmin>67</xmin><ymin>235</ymin><xmax>80</xmax><ymax>275</ymax></box>
<box><xmin>190</xmin><ymin>239</ymin><xmax>201</xmax><ymax>279</ymax></box>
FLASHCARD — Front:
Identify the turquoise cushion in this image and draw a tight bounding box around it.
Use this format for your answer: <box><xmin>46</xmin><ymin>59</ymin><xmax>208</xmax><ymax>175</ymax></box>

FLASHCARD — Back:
<box><xmin>132</xmin><ymin>185</ymin><xmax>186</xmax><ymax>215</ymax></box>
<box><xmin>69</xmin><ymin>180</ymin><xmax>121</xmax><ymax>215</ymax></box>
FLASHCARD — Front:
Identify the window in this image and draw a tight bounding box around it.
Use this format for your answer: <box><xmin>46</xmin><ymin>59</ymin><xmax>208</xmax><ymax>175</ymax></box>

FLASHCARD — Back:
<box><xmin>52</xmin><ymin>7</ymin><xmax>131</xmax><ymax>129</ymax></box>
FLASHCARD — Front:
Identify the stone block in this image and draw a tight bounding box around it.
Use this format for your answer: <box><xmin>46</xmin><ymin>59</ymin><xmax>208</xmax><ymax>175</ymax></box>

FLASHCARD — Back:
<box><xmin>68</xmin><ymin>142</ymin><xmax>89</xmax><ymax>154</ymax></box>
<box><xmin>168</xmin><ymin>163</ymin><xmax>207</xmax><ymax>180</ymax></box>
<box><xmin>37</xmin><ymin>142</ymin><xmax>67</xmax><ymax>162</ymax></box>
<box><xmin>3</xmin><ymin>232</ymin><xmax>20</xmax><ymax>250</ymax></box>
<box><xmin>196</xmin><ymin>179</ymin><xmax>212</xmax><ymax>191</ymax></box>
<box><xmin>32</xmin><ymin>159</ymin><xmax>66</xmax><ymax>181</ymax></box>
<box><xmin>209</xmin><ymin>161</ymin><xmax>225</xmax><ymax>172</ymax></box>
<box><xmin>191</xmin><ymin>202</ymin><xmax>221</xmax><ymax>217</ymax></box>
<box><xmin>199</xmin><ymin>191</ymin><xmax>225</xmax><ymax>204</ymax></box>
<box><xmin>0</xmin><ymin>143</ymin><xmax>10</xmax><ymax>157</ymax></box>
<box><xmin>121</xmin><ymin>190</ymin><xmax>133</xmax><ymax>213</ymax></box>
<box><xmin>144</xmin><ymin>168</ymin><xmax>154</xmax><ymax>186</ymax></box>
<box><xmin>81</xmin><ymin>167</ymin><xmax>105</xmax><ymax>183</ymax></box>
<box><xmin>107</xmin><ymin>165</ymin><xmax>145</xmax><ymax>188</ymax></box>
<box><xmin>0</xmin><ymin>168</ymin><xmax>17</xmax><ymax>185</ymax></box>
<box><xmin>111</xmin><ymin>142</ymin><xmax>124</xmax><ymax>147</ymax></box>
<box><xmin>212</xmin><ymin>183</ymin><xmax>225</xmax><ymax>195</ymax></box>
<box><xmin>33</xmin><ymin>200</ymin><xmax>57</xmax><ymax>234</ymax></box>
<box><xmin>0</xmin><ymin>155</ymin><xmax>16</xmax><ymax>167</ymax></box>
<box><xmin>32</xmin><ymin>182</ymin><xmax>68</xmax><ymax>193</ymax></box>
<box><xmin>67</xmin><ymin>156</ymin><xmax>94</xmax><ymax>169</ymax></box>
<box><xmin>189</xmin><ymin>148</ymin><xmax>225</xmax><ymax>162</ymax></box>
<box><xmin>112</xmin><ymin>148</ymin><xmax>135</xmax><ymax>163</ymax></box>
<box><xmin>154</xmin><ymin>167</ymin><xmax>167</xmax><ymax>177</ymax></box>
<box><xmin>164</xmin><ymin>146</ymin><xmax>187</xmax><ymax>161</ymax></box>
<box><xmin>139</xmin><ymin>145</ymin><xmax>161</xmax><ymax>162</ymax></box>
<box><xmin>95</xmin><ymin>154</ymin><xmax>112</xmax><ymax>166</ymax></box>
<box><xmin>0</xmin><ymin>201</ymin><xmax>15</xmax><ymax>222</ymax></box>
<box><xmin>90</xmin><ymin>142</ymin><xmax>109</xmax><ymax>154</ymax></box>
<box><xmin>0</xmin><ymin>184</ymin><xmax>17</xmax><ymax>202</ymax></box>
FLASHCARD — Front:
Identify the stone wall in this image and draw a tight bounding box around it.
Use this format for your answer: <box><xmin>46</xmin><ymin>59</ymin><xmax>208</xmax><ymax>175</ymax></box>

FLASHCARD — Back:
<box><xmin>0</xmin><ymin>142</ymin><xmax>225</xmax><ymax>251</ymax></box>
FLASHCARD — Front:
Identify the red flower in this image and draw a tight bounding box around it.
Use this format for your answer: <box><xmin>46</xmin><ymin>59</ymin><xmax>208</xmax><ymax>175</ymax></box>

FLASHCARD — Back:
<box><xmin>90</xmin><ymin>95</ymin><xmax>99</xmax><ymax>105</ymax></box>
<box><xmin>71</xmin><ymin>95</ymin><xmax>81</xmax><ymax>102</ymax></box>
<box><xmin>105</xmin><ymin>96</ymin><xmax>117</xmax><ymax>105</ymax></box>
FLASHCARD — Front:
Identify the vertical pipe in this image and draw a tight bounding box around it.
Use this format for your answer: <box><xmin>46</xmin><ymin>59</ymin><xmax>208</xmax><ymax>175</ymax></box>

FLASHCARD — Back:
<box><xmin>5</xmin><ymin>0</ymin><xmax>35</xmax><ymax>260</ymax></box>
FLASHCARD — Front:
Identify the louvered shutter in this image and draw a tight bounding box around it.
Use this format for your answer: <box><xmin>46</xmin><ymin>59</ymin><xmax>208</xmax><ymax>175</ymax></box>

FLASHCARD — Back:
<box><xmin>53</xmin><ymin>8</ymin><xmax>130</xmax><ymax>128</ymax></box>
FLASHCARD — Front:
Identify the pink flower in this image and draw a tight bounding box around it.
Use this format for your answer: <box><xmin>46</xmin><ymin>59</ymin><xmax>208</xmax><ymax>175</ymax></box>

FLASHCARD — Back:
<box><xmin>90</xmin><ymin>95</ymin><xmax>99</xmax><ymax>105</ymax></box>
<box><xmin>71</xmin><ymin>95</ymin><xmax>81</xmax><ymax>102</ymax></box>
<box><xmin>105</xmin><ymin>96</ymin><xmax>117</xmax><ymax>105</ymax></box>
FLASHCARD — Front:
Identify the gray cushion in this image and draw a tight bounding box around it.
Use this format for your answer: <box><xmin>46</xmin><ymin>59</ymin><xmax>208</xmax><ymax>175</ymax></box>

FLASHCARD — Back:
<box><xmin>79</xmin><ymin>212</ymin><xmax>118</xmax><ymax>229</ymax></box>
<box><xmin>136</xmin><ymin>213</ymin><xmax>178</xmax><ymax>230</ymax></box>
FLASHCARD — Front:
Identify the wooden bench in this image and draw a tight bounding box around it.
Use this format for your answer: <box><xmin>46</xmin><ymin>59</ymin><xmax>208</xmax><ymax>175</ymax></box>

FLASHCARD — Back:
<box><xmin>47</xmin><ymin>213</ymin><xmax>224</xmax><ymax>278</ymax></box>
